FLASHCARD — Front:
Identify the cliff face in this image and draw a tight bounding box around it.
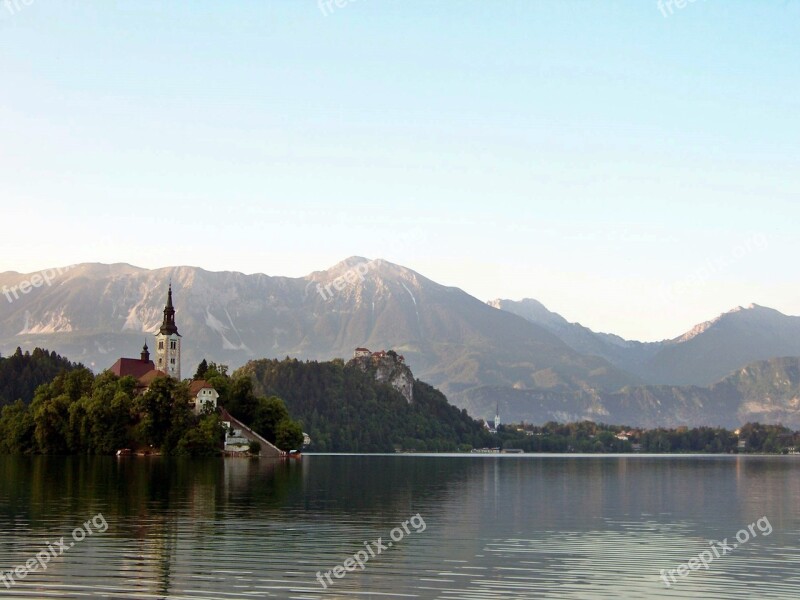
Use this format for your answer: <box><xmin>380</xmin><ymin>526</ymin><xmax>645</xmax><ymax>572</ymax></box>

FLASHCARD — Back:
<box><xmin>348</xmin><ymin>351</ymin><xmax>414</xmax><ymax>403</ymax></box>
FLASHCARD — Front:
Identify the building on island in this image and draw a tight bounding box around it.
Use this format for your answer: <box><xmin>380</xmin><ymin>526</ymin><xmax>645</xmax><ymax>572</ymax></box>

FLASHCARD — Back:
<box><xmin>222</xmin><ymin>421</ymin><xmax>252</xmax><ymax>452</ymax></box>
<box><xmin>188</xmin><ymin>380</ymin><xmax>219</xmax><ymax>415</ymax></box>
<box><xmin>109</xmin><ymin>342</ymin><xmax>158</xmax><ymax>380</ymax></box>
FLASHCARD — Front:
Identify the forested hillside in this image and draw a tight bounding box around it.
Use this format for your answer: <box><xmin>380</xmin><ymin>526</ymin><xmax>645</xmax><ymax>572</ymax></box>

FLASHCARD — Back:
<box><xmin>238</xmin><ymin>358</ymin><xmax>494</xmax><ymax>452</ymax></box>
<box><xmin>0</xmin><ymin>347</ymin><xmax>82</xmax><ymax>407</ymax></box>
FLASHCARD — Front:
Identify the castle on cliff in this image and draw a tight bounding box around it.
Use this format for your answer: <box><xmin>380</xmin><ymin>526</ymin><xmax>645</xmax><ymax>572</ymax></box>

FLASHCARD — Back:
<box><xmin>350</xmin><ymin>347</ymin><xmax>413</xmax><ymax>403</ymax></box>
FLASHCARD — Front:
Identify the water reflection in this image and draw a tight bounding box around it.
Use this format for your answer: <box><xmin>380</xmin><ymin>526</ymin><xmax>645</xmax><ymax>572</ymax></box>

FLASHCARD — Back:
<box><xmin>0</xmin><ymin>455</ymin><xmax>798</xmax><ymax>599</ymax></box>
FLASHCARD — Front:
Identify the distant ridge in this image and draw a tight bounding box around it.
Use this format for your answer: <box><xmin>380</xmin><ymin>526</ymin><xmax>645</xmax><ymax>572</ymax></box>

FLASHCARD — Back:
<box><xmin>491</xmin><ymin>299</ymin><xmax>800</xmax><ymax>386</ymax></box>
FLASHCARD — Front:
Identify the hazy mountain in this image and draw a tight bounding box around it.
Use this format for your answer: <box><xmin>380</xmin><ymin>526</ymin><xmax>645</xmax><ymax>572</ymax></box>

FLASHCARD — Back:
<box><xmin>491</xmin><ymin>299</ymin><xmax>800</xmax><ymax>387</ymax></box>
<box><xmin>0</xmin><ymin>259</ymin><xmax>634</xmax><ymax>408</ymax></box>
<box><xmin>462</xmin><ymin>357</ymin><xmax>800</xmax><ymax>429</ymax></box>
<box><xmin>487</xmin><ymin>298</ymin><xmax>663</xmax><ymax>375</ymax></box>
<box><xmin>645</xmin><ymin>304</ymin><xmax>800</xmax><ymax>385</ymax></box>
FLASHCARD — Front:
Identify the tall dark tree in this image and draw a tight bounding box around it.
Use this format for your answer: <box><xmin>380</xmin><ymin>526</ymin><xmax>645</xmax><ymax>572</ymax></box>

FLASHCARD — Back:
<box><xmin>194</xmin><ymin>359</ymin><xmax>209</xmax><ymax>380</ymax></box>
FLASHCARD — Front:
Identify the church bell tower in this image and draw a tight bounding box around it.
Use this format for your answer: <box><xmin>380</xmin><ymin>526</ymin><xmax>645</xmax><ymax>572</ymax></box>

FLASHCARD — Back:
<box><xmin>155</xmin><ymin>284</ymin><xmax>181</xmax><ymax>379</ymax></box>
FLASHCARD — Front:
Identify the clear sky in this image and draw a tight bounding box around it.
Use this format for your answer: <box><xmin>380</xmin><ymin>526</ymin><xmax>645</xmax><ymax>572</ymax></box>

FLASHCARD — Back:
<box><xmin>1</xmin><ymin>1</ymin><xmax>798</xmax><ymax>341</ymax></box>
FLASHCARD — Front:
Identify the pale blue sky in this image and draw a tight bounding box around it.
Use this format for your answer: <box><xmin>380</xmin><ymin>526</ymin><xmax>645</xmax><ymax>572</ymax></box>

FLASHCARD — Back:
<box><xmin>1</xmin><ymin>1</ymin><xmax>798</xmax><ymax>340</ymax></box>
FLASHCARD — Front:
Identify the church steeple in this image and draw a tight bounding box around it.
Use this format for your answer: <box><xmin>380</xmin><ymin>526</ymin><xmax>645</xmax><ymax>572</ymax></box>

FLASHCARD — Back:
<box><xmin>141</xmin><ymin>341</ymin><xmax>150</xmax><ymax>363</ymax></box>
<box><xmin>155</xmin><ymin>284</ymin><xmax>182</xmax><ymax>379</ymax></box>
<box><xmin>159</xmin><ymin>284</ymin><xmax>180</xmax><ymax>336</ymax></box>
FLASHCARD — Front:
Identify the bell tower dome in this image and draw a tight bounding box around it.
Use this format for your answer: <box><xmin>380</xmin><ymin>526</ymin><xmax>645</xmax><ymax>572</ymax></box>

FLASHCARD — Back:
<box><xmin>141</xmin><ymin>341</ymin><xmax>150</xmax><ymax>363</ymax></box>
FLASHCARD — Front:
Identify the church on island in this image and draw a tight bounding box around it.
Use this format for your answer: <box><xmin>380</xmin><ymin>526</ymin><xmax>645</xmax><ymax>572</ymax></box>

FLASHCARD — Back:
<box><xmin>107</xmin><ymin>284</ymin><xmax>287</xmax><ymax>457</ymax></box>
<box><xmin>109</xmin><ymin>285</ymin><xmax>217</xmax><ymax>415</ymax></box>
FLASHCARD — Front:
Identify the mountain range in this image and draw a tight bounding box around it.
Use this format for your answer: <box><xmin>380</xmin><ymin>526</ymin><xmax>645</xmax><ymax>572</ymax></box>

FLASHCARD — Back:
<box><xmin>489</xmin><ymin>299</ymin><xmax>800</xmax><ymax>386</ymax></box>
<box><xmin>1</xmin><ymin>258</ymin><xmax>799</xmax><ymax>428</ymax></box>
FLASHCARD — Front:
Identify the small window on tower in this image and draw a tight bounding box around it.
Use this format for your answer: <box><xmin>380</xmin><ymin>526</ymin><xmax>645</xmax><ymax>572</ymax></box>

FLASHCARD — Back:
<box><xmin>170</xmin><ymin>358</ymin><xmax>175</xmax><ymax>364</ymax></box>
<box><xmin>170</xmin><ymin>340</ymin><xmax>177</xmax><ymax>350</ymax></box>
<box><xmin>158</xmin><ymin>341</ymin><xmax>164</xmax><ymax>350</ymax></box>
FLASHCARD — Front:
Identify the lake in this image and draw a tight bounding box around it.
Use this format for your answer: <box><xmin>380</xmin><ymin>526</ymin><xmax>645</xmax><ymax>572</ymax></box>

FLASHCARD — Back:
<box><xmin>0</xmin><ymin>454</ymin><xmax>798</xmax><ymax>599</ymax></box>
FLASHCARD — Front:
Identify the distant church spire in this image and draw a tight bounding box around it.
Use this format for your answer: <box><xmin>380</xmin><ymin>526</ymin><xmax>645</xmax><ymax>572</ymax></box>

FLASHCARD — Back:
<box><xmin>159</xmin><ymin>284</ymin><xmax>179</xmax><ymax>335</ymax></box>
<box><xmin>141</xmin><ymin>340</ymin><xmax>150</xmax><ymax>362</ymax></box>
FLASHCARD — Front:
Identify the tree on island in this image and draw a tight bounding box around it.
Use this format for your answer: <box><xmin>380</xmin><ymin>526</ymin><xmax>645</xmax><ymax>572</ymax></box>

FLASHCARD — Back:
<box><xmin>194</xmin><ymin>359</ymin><xmax>209</xmax><ymax>380</ymax></box>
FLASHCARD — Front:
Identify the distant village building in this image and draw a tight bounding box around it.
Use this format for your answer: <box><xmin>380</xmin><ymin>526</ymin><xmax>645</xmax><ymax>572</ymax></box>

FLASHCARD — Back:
<box><xmin>486</xmin><ymin>404</ymin><xmax>500</xmax><ymax>433</ymax></box>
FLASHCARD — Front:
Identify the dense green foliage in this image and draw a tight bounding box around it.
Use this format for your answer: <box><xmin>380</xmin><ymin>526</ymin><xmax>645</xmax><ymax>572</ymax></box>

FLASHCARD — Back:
<box><xmin>0</xmin><ymin>369</ymin><xmax>223</xmax><ymax>456</ymax></box>
<box><xmin>495</xmin><ymin>421</ymin><xmax>633</xmax><ymax>453</ymax></box>
<box><xmin>192</xmin><ymin>362</ymin><xmax>304</xmax><ymax>452</ymax></box>
<box><xmin>237</xmin><ymin>358</ymin><xmax>495</xmax><ymax>452</ymax></box>
<box><xmin>497</xmin><ymin>421</ymin><xmax>800</xmax><ymax>454</ymax></box>
<box><xmin>0</xmin><ymin>347</ymin><xmax>82</xmax><ymax>407</ymax></box>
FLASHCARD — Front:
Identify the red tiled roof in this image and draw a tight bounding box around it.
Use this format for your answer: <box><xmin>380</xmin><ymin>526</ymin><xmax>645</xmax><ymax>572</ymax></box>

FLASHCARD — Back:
<box><xmin>188</xmin><ymin>379</ymin><xmax>215</xmax><ymax>396</ymax></box>
<box><xmin>109</xmin><ymin>358</ymin><xmax>156</xmax><ymax>379</ymax></box>
<box><xmin>138</xmin><ymin>369</ymin><xmax>167</xmax><ymax>386</ymax></box>
<box><xmin>355</xmin><ymin>347</ymin><xmax>370</xmax><ymax>352</ymax></box>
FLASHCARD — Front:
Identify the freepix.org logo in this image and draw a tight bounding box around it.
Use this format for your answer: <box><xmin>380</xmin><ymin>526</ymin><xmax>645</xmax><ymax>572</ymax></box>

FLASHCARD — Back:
<box><xmin>1</xmin><ymin>513</ymin><xmax>109</xmax><ymax>590</ymax></box>
<box><xmin>311</xmin><ymin>260</ymin><xmax>376</xmax><ymax>302</ymax></box>
<box><xmin>315</xmin><ymin>513</ymin><xmax>426</xmax><ymax>589</ymax></box>
<box><xmin>2</xmin><ymin>265</ymin><xmax>75</xmax><ymax>304</ymax></box>
<box><xmin>660</xmin><ymin>515</ymin><xmax>772</xmax><ymax>587</ymax></box>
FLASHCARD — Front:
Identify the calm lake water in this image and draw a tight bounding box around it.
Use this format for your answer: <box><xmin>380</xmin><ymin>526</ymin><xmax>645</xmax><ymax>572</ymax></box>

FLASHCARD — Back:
<box><xmin>0</xmin><ymin>454</ymin><xmax>798</xmax><ymax>599</ymax></box>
